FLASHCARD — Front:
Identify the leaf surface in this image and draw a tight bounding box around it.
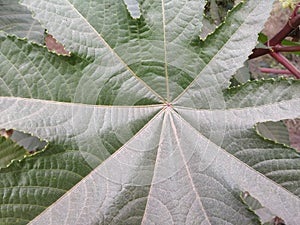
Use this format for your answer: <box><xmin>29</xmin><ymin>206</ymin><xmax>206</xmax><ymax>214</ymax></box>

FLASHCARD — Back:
<box><xmin>256</xmin><ymin>121</ymin><xmax>290</xmax><ymax>146</ymax></box>
<box><xmin>0</xmin><ymin>0</ymin><xmax>44</xmax><ymax>42</ymax></box>
<box><xmin>1</xmin><ymin>0</ymin><xmax>300</xmax><ymax>224</ymax></box>
<box><xmin>0</xmin><ymin>136</ymin><xmax>27</xmax><ymax>168</ymax></box>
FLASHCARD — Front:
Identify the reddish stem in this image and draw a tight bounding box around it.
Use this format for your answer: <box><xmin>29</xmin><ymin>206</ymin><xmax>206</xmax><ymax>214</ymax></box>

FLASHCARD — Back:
<box><xmin>267</xmin><ymin>4</ymin><xmax>300</xmax><ymax>46</ymax></box>
<box><xmin>259</xmin><ymin>68</ymin><xmax>292</xmax><ymax>74</ymax></box>
<box><xmin>250</xmin><ymin>6</ymin><xmax>300</xmax><ymax>59</ymax></box>
<box><xmin>269</xmin><ymin>51</ymin><xmax>300</xmax><ymax>78</ymax></box>
<box><xmin>267</xmin><ymin>15</ymin><xmax>300</xmax><ymax>46</ymax></box>
<box><xmin>250</xmin><ymin>45</ymin><xmax>300</xmax><ymax>58</ymax></box>
<box><xmin>272</xmin><ymin>45</ymin><xmax>300</xmax><ymax>52</ymax></box>
<box><xmin>249</xmin><ymin>4</ymin><xmax>300</xmax><ymax>79</ymax></box>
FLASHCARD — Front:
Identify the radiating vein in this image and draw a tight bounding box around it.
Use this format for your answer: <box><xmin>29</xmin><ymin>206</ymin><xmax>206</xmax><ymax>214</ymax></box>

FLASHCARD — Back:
<box><xmin>169</xmin><ymin>111</ymin><xmax>211</xmax><ymax>224</ymax></box>
<box><xmin>64</xmin><ymin>0</ymin><xmax>165</xmax><ymax>102</ymax></box>
<box><xmin>161</xmin><ymin>0</ymin><xmax>170</xmax><ymax>101</ymax></box>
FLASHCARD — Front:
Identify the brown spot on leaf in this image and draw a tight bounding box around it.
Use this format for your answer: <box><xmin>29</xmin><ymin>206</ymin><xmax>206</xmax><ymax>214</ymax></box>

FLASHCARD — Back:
<box><xmin>45</xmin><ymin>34</ymin><xmax>70</xmax><ymax>56</ymax></box>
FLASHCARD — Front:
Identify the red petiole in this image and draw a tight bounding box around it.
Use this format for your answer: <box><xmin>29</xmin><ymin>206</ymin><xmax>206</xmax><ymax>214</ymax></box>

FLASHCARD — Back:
<box><xmin>250</xmin><ymin>3</ymin><xmax>300</xmax><ymax>78</ymax></box>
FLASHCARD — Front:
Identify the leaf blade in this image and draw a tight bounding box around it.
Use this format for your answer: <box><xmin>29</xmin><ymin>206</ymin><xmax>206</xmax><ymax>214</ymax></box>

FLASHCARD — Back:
<box><xmin>27</xmin><ymin>111</ymin><xmax>164</xmax><ymax>225</ymax></box>
<box><xmin>174</xmin><ymin>0</ymin><xmax>274</xmax><ymax>108</ymax></box>
<box><xmin>0</xmin><ymin>136</ymin><xmax>28</xmax><ymax>168</ymax></box>
<box><xmin>2</xmin><ymin>0</ymin><xmax>300</xmax><ymax>224</ymax></box>
<box><xmin>0</xmin><ymin>0</ymin><xmax>44</xmax><ymax>42</ymax></box>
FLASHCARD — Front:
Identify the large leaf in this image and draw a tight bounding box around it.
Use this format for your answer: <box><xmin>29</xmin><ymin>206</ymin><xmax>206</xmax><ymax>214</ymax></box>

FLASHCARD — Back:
<box><xmin>1</xmin><ymin>0</ymin><xmax>300</xmax><ymax>224</ymax></box>
<box><xmin>0</xmin><ymin>136</ymin><xmax>28</xmax><ymax>168</ymax></box>
<box><xmin>0</xmin><ymin>0</ymin><xmax>44</xmax><ymax>42</ymax></box>
<box><xmin>256</xmin><ymin>121</ymin><xmax>290</xmax><ymax>146</ymax></box>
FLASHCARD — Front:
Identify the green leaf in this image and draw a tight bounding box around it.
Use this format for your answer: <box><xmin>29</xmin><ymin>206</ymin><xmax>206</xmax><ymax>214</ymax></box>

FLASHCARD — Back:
<box><xmin>232</xmin><ymin>61</ymin><xmax>251</xmax><ymax>85</ymax></box>
<box><xmin>258</xmin><ymin>32</ymin><xmax>268</xmax><ymax>43</ymax></box>
<box><xmin>0</xmin><ymin>0</ymin><xmax>44</xmax><ymax>43</ymax></box>
<box><xmin>10</xmin><ymin>130</ymin><xmax>47</xmax><ymax>152</ymax></box>
<box><xmin>241</xmin><ymin>191</ymin><xmax>279</xmax><ymax>224</ymax></box>
<box><xmin>200</xmin><ymin>16</ymin><xmax>216</xmax><ymax>39</ymax></box>
<box><xmin>1</xmin><ymin>0</ymin><xmax>300</xmax><ymax>224</ymax></box>
<box><xmin>256</xmin><ymin>121</ymin><xmax>290</xmax><ymax>146</ymax></box>
<box><xmin>0</xmin><ymin>136</ymin><xmax>28</xmax><ymax>168</ymax></box>
<box><xmin>123</xmin><ymin>0</ymin><xmax>141</xmax><ymax>19</ymax></box>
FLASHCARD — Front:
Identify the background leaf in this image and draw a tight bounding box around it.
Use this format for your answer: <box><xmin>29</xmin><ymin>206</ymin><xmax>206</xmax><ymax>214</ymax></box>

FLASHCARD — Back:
<box><xmin>0</xmin><ymin>0</ymin><xmax>44</xmax><ymax>43</ymax></box>
<box><xmin>0</xmin><ymin>135</ymin><xmax>28</xmax><ymax>168</ymax></box>
<box><xmin>10</xmin><ymin>130</ymin><xmax>47</xmax><ymax>153</ymax></box>
<box><xmin>123</xmin><ymin>0</ymin><xmax>141</xmax><ymax>19</ymax></box>
<box><xmin>241</xmin><ymin>191</ymin><xmax>281</xmax><ymax>224</ymax></box>
<box><xmin>256</xmin><ymin>121</ymin><xmax>290</xmax><ymax>146</ymax></box>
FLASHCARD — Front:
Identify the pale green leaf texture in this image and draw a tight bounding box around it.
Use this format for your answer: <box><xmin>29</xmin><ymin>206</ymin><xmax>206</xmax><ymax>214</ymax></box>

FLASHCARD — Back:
<box><xmin>123</xmin><ymin>0</ymin><xmax>141</xmax><ymax>19</ymax></box>
<box><xmin>10</xmin><ymin>130</ymin><xmax>47</xmax><ymax>152</ymax></box>
<box><xmin>256</xmin><ymin>121</ymin><xmax>290</xmax><ymax>146</ymax></box>
<box><xmin>0</xmin><ymin>136</ymin><xmax>28</xmax><ymax>168</ymax></box>
<box><xmin>0</xmin><ymin>0</ymin><xmax>44</xmax><ymax>43</ymax></box>
<box><xmin>1</xmin><ymin>0</ymin><xmax>300</xmax><ymax>224</ymax></box>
